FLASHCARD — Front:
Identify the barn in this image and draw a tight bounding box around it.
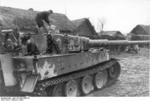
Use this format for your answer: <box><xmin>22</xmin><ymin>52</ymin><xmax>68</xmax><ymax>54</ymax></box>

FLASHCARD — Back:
<box><xmin>72</xmin><ymin>18</ymin><xmax>98</xmax><ymax>39</ymax></box>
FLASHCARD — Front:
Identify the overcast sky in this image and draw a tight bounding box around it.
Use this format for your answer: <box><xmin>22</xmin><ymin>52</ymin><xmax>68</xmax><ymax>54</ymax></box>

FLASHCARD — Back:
<box><xmin>1</xmin><ymin>0</ymin><xmax>150</xmax><ymax>34</ymax></box>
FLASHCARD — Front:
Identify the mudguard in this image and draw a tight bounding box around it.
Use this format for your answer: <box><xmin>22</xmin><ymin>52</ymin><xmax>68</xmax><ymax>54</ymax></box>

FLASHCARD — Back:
<box><xmin>21</xmin><ymin>74</ymin><xmax>39</xmax><ymax>93</ymax></box>
<box><xmin>0</xmin><ymin>54</ymin><xmax>17</xmax><ymax>86</ymax></box>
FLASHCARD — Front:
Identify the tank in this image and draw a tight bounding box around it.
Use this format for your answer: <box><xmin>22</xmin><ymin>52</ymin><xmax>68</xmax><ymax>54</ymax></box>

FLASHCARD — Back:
<box><xmin>0</xmin><ymin>29</ymin><xmax>150</xmax><ymax>96</ymax></box>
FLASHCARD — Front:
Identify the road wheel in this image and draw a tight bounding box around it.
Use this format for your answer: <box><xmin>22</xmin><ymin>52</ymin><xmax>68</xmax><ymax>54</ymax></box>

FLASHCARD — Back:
<box><xmin>52</xmin><ymin>84</ymin><xmax>63</xmax><ymax>96</ymax></box>
<box><xmin>81</xmin><ymin>75</ymin><xmax>94</xmax><ymax>95</ymax></box>
<box><xmin>94</xmin><ymin>70</ymin><xmax>108</xmax><ymax>89</ymax></box>
<box><xmin>108</xmin><ymin>63</ymin><xmax>121</xmax><ymax>79</ymax></box>
<box><xmin>65</xmin><ymin>80</ymin><xmax>78</xmax><ymax>97</ymax></box>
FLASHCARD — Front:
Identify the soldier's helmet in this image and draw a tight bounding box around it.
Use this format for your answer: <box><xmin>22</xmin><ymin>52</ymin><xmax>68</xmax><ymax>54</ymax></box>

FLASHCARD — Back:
<box><xmin>49</xmin><ymin>10</ymin><xmax>53</xmax><ymax>14</ymax></box>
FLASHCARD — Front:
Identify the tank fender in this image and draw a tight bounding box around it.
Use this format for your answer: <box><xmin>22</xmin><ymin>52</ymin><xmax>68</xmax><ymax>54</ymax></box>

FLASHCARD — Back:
<box><xmin>21</xmin><ymin>74</ymin><xmax>39</xmax><ymax>93</ymax></box>
<box><xmin>0</xmin><ymin>54</ymin><xmax>17</xmax><ymax>86</ymax></box>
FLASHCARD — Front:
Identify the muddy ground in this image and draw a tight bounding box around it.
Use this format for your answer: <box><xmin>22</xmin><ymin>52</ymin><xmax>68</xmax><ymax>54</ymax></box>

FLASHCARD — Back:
<box><xmin>88</xmin><ymin>48</ymin><xmax>150</xmax><ymax>96</ymax></box>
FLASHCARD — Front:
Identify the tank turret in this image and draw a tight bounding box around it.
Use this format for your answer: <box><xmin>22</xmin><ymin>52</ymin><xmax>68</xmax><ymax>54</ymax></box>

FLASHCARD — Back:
<box><xmin>50</xmin><ymin>34</ymin><xmax>150</xmax><ymax>53</ymax></box>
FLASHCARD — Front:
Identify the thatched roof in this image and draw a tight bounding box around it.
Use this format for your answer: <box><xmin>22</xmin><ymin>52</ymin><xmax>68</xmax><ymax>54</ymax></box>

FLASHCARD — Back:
<box><xmin>98</xmin><ymin>31</ymin><xmax>125</xmax><ymax>40</ymax></box>
<box><xmin>128</xmin><ymin>25</ymin><xmax>150</xmax><ymax>40</ymax></box>
<box><xmin>0</xmin><ymin>6</ymin><xmax>36</xmax><ymax>29</ymax></box>
<box><xmin>50</xmin><ymin>13</ymin><xmax>76</xmax><ymax>33</ymax></box>
<box><xmin>72</xmin><ymin>18</ymin><xmax>97</xmax><ymax>39</ymax></box>
<box><xmin>131</xmin><ymin>24</ymin><xmax>150</xmax><ymax>35</ymax></box>
<box><xmin>0</xmin><ymin>6</ymin><xmax>75</xmax><ymax>33</ymax></box>
<box><xmin>73</xmin><ymin>18</ymin><xmax>86</xmax><ymax>27</ymax></box>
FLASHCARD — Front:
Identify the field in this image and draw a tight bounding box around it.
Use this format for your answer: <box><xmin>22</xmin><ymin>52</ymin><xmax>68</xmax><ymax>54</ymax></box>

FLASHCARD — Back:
<box><xmin>88</xmin><ymin>48</ymin><xmax>150</xmax><ymax>96</ymax></box>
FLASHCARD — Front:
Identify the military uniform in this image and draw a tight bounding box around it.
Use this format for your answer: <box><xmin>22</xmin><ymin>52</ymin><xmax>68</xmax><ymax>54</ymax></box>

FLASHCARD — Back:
<box><xmin>35</xmin><ymin>10</ymin><xmax>53</xmax><ymax>28</ymax></box>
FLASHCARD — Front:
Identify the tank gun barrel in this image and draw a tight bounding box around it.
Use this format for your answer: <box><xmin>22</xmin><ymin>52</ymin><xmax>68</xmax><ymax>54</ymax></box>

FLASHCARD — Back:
<box><xmin>88</xmin><ymin>39</ymin><xmax>150</xmax><ymax>47</ymax></box>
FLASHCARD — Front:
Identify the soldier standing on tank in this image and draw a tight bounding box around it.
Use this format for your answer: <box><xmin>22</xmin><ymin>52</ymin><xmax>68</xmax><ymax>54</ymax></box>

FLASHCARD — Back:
<box><xmin>35</xmin><ymin>10</ymin><xmax>53</xmax><ymax>34</ymax></box>
<box><xmin>21</xmin><ymin>33</ymin><xmax>39</xmax><ymax>56</ymax></box>
<box><xmin>35</xmin><ymin>10</ymin><xmax>60</xmax><ymax>54</ymax></box>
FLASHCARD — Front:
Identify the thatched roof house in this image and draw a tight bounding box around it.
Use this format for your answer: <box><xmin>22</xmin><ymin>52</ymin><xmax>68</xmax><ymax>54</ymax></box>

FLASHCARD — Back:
<box><xmin>131</xmin><ymin>25</ymin><xmax>150</xmax><ymax>35</ymax></box>
<box><xmin>0</xmin><ymin>6</ymin><xmax>75</xmax><ymax>33</ymax></box>
<box><xmin>99</xmin><ymin>31</ymin><xmax>125</xmax><ymax>40</ymax></box>
<box><xmin>127</xmin><ymin>25</ymin><xmax>150</xmax><ymax>40</ymax></box>
<box><xmin>72</xmin><ymin>18</ymin><xmax>98</xmax><ymax>39</ymax></box>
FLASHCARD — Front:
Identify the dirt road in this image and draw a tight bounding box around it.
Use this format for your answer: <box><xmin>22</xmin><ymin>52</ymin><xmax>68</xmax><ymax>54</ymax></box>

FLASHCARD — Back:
<box><xmin>88</xmin><ymin>48</ymin><xmax>149</xmax><ymax>96</ymax></box>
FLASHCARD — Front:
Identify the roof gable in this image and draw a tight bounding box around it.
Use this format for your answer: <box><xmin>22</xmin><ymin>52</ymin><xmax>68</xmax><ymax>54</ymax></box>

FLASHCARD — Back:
<box><xmin>139</xmin><ymin>25</ymin><xmax>150</xmax><ymax>34</ymax></box>
<box><xmin>131</xmin><ymin>24</ymin><xmax>150</xmax><ymax>35</ymax></box>
<box><xmin>72</xmin><ymin>18</ymin><xmax>97</xmax><ymax>38</ymax></box>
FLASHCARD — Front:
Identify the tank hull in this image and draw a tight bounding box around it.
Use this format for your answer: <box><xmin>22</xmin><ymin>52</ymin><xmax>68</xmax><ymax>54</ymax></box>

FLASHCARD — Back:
<box><xmin>13</xmin><ymin>49</ymin><xmax>109</xmax><ymax>81</ymax></box>
<box><xmin>8</xmin><ymin>49</ymin><xmax>120</xmax><ymax>96</ymax></box>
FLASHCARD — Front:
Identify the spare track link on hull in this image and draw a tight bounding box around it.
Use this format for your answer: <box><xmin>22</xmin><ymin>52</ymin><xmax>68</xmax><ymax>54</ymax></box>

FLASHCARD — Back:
<box><xmin>33</xmin><ymin>58</ymin><xmax>121</xmax><ymax>96</ymax></box>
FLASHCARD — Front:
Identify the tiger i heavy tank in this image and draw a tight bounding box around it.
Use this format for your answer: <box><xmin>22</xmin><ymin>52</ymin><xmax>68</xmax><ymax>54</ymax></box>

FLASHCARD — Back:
<box><xmin>0</xmin><ymin>30</ymin><xmax>150</xmax><ymax>96</ymax></box>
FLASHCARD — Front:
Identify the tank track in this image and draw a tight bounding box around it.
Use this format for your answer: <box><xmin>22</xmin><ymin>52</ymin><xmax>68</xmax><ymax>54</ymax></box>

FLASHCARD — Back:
<box><xmin>32</xmin><ymin>58</ymin><xmax>121</xmax><ymax>96</ymax></box>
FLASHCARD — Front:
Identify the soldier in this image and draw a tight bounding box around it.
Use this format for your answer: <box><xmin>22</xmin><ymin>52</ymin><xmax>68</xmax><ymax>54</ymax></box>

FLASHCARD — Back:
<box><xmin>26</xmin><ymin>39</ymin><xmax>40</xmax><ymax>55</ymax></box>
<box><xmin>21</xmin><ymin>33</ymin><xmax>39</xmax><ymax>56</ymax></box>
<box><xmin>46</xmin><ymin>34</ymin><xmax>61</xmax><ymax>54</ymax></box>
<box><xmin>133</xmin><ymin>44</ymin><xmax>140</xmax><ymax>54</ymax></box>
<box><xmin>35</xmin><ymin>10</ymin><xmax>53</xmax><ymax>33</ymax></box>
<box><xmin>35</xmin><ymin>10</ymin><xmax>61</xmax><ymax>54</ymax></box>
<box><xmin>125</xmin><ymin>44</ymin><xmax>139</xmax><ymax>54</ymax></box>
